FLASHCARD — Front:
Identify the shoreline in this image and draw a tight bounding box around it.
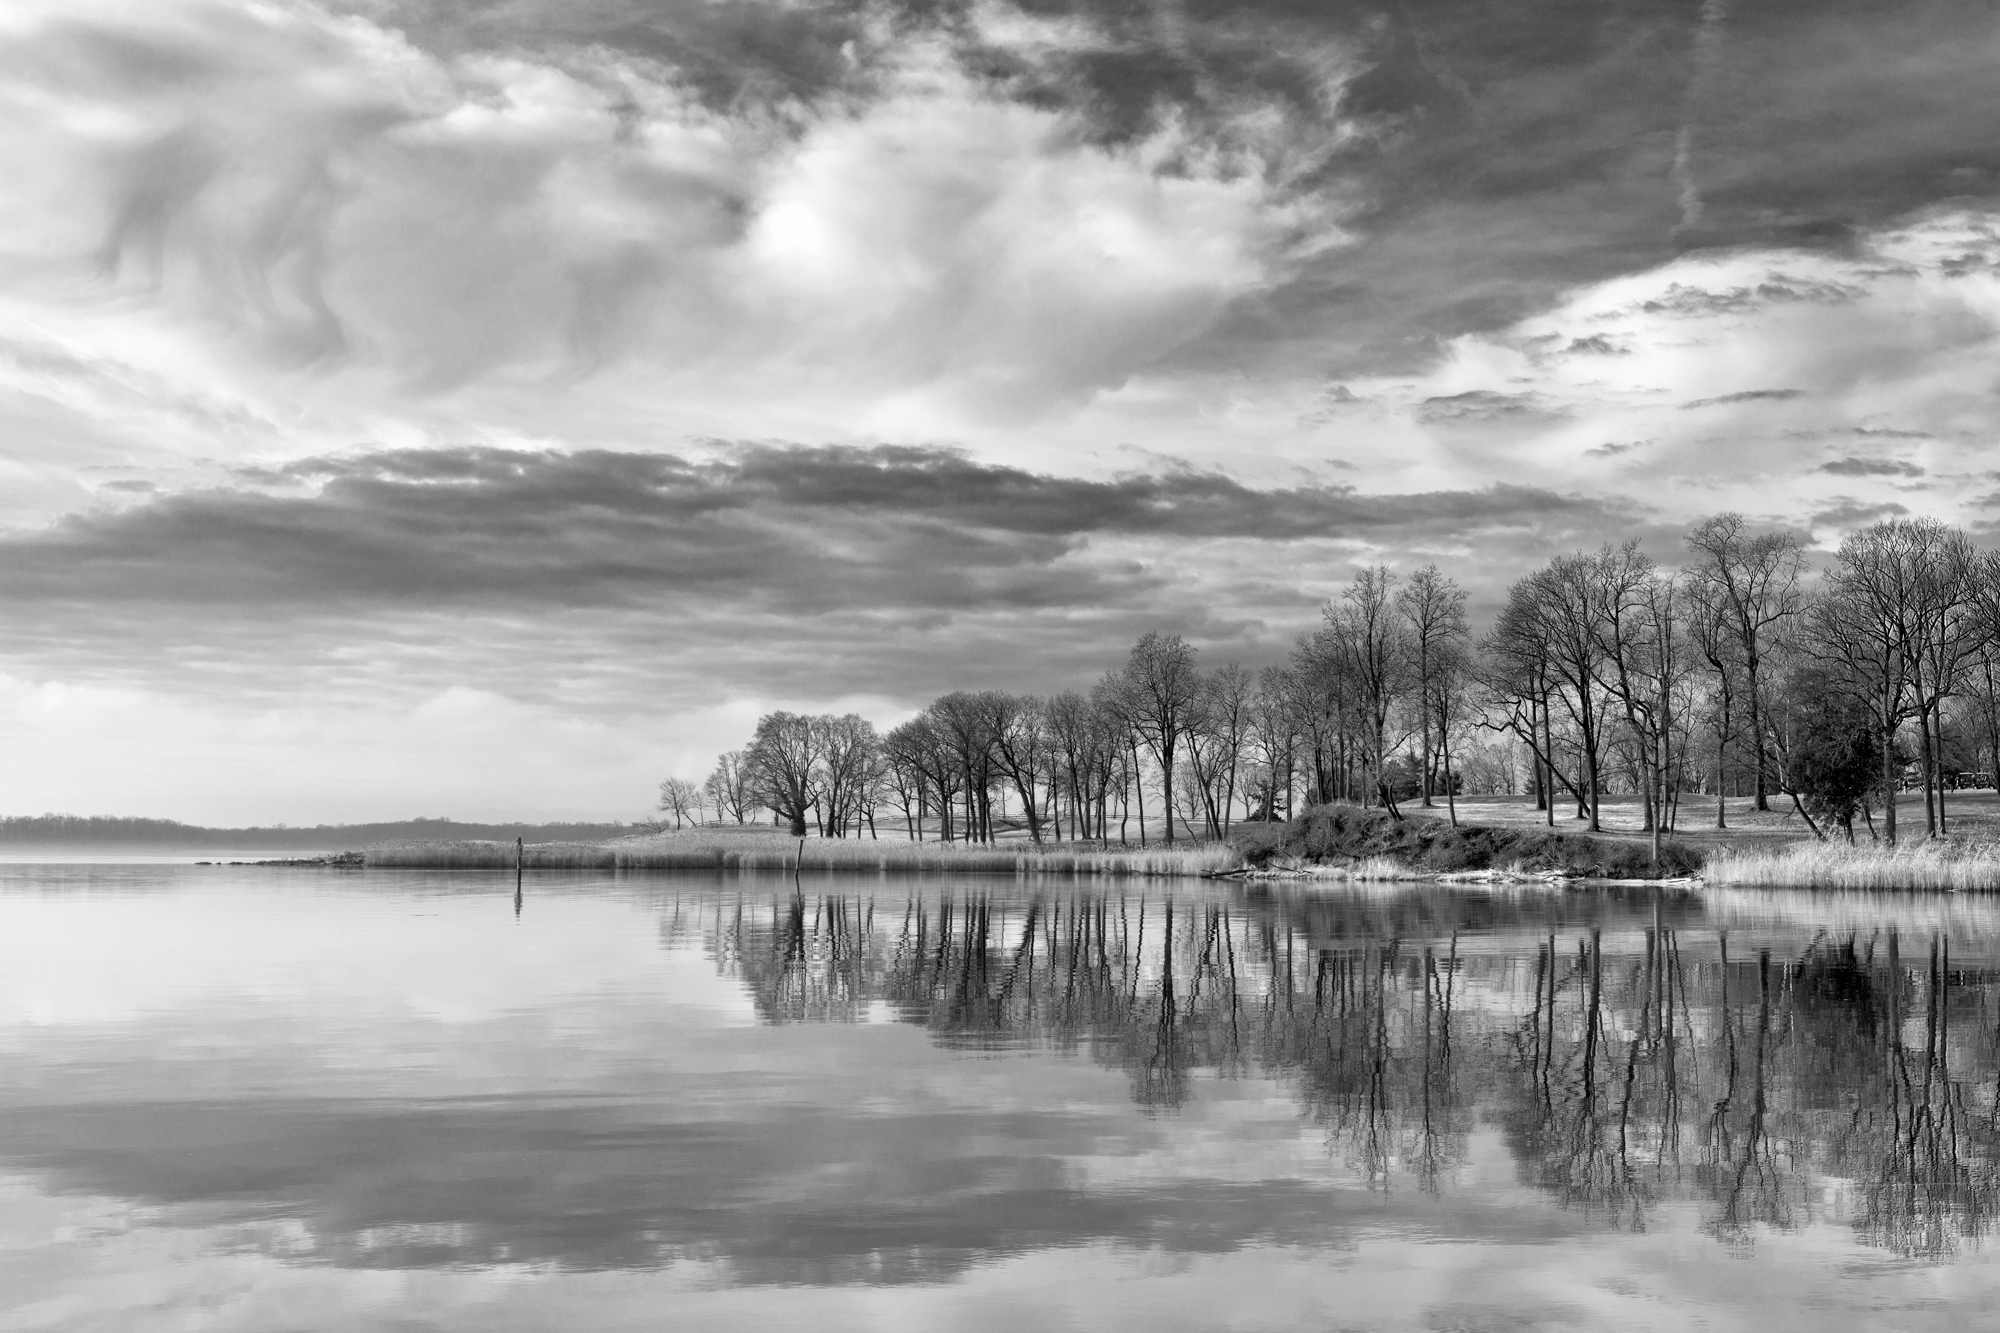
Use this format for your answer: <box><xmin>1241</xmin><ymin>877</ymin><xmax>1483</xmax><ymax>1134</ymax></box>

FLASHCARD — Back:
<box><xmin>212</xmin><ymin>810</ymin><xmax>2000</xmax><ymax>892</ymax></box>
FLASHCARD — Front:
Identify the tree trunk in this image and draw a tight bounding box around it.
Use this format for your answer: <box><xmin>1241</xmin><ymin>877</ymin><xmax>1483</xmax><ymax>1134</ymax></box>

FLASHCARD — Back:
<box><xmin>1747</xmin><ymin>651</ymin><xmax>1770</xmax><ymax>812</ymax></box>
<box><xmin>1881</xmin><ymin>702</ymin><xmax>1899</xmax><ymax>846</ymax></box>
<box><xmin>1443</xmin><ymin>734</ymin><xmax>1458</xmax><ymax>829</ymax></box>
<box><xmin>1932</xmin><ymin>705</ymin><xmax>1949</xmax><ymax>836</ymax></box>
<box><xmin>1918</xmin><ymin>704</ymin><xmax>1938</xmax><ymax>838</ymax></box>
<box><xmin>1132</xmin><ymin>741</ymin><xmax>1147</xmax><ymax>847</ymax></box>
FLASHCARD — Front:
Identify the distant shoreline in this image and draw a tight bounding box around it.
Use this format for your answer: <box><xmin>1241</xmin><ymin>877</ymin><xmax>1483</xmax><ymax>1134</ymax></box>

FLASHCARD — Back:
<box><xmin>0</xmin><ymin>815</ymin><xmax>653</xmax><ymax>851</ymax></box>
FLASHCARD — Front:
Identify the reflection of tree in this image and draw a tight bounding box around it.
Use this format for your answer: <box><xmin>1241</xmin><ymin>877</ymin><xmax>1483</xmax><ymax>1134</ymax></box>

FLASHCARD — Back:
<box><xmin>1848</xmin><ymin>934</ymin><xmax>2000</xmax><ymax>1260</ymax></box>
<box><xmin>690</xmin><ymin>883</ymin><xmax>2000</xmax><ymax>1259</ymax></box>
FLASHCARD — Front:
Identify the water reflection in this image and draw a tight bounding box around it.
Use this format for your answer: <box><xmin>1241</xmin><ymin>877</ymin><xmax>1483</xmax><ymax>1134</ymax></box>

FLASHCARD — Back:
<box><xmin>7</xmin><ymin>868</ymin><xmax>2000</xmax><ymax>1331</ymax></box>
<box><xmin>686</xmin><ymin>881</ymin><xmax>2000</xmax><ymax>1260</ymax></box>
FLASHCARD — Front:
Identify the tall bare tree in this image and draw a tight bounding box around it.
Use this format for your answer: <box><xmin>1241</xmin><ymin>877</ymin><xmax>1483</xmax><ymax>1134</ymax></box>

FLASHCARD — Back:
<box><xmin>983</xmin><ymin>692</ymin><xmax>1052</xmax><ymax>843</ymax></box>
<box><xmin>1397</xmin><ymin>564</ymin><xmax>1469</xmax><ymax>809</ymax></box>
<box><xmin>1684</xmin><ymin>514</ymin><xmax>1806</xmax><ymax>813</ymax></box>
<box><xmin>1118</xmin><ymin>633</ymin><xmax>1203</xmax><ymax>842</ymax></box>
<box><xmin>1329</xmin><ymin>566</ymin><xmax>1411</xmax><ymax>814</ymax></box>
<box><xmin>1810</xmin><ymin>521</ymin><xmax>1928</xmax><ymax>845</ymax></box>
<box><xmin>656</xmin><ymin>776</ymin><xmax>703</xmax><ymax>829</ymax></box>
<box><xmin>928</xmin><ymin>692</ymin><xmax>999</xmax><ymax>843</ymax></box>
<box><xmin>1902</xmin><ymin>525</ymin><xmax>1979</xmax><ymax>835</ymax></box>
<box><xmin>702</xmin><ymin>749</ymin><xmax>757</xmax><ymax>824</ymax></box>
<box><xmin>1591</xmin><ymin>543</ymin><xmax>1687</xmax><ymax>862</ymax></box>
<box><xmin>746</xmin><ymin>711</ymin><xmax>820</xmax><ymax>836</ymax></box>
<box><xmin>813</xmin><ymin>713</ymin><xmax>880</xmax><ymax>837</ymax></box>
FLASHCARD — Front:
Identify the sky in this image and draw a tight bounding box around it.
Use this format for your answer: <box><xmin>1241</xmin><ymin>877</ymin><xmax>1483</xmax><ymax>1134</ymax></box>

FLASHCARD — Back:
<box><xmin>3</xmin><ymin>0</ymin><xmax>2000</xmax><ymax>823</ymax></box>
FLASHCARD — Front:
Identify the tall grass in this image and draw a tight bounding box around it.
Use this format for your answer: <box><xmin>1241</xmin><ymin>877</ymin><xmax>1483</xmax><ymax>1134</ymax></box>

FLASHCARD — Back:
<box><xmin>364</xmin><ymin>830</ymin><xmax>1241</xmax><ymax>877</ymax></box>
<box><xmin>1706</xmin><ymin>838</ymin><xmax>2000</xmax><ymax>891</ymax></box>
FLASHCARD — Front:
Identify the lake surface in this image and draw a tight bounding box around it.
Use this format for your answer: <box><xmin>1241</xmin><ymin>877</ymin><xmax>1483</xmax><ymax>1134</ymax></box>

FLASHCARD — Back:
<box><xmin>3</xmin><ymin>866</ymin><xmax>1998</xmax><ymax>1331</ymax></box>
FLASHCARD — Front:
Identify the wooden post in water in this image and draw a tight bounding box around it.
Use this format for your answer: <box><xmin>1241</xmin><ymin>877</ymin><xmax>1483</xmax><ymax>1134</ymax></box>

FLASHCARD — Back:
<box><xmin>514</xmin><ymin>836</ymin><xmax>524</xmax><ymax>917</ymax></box>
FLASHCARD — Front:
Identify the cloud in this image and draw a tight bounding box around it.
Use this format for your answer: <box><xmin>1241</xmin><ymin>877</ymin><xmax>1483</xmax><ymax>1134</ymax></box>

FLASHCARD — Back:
<box><xmin>1817</xmin><ymin>457</ymin><xmax>1924</xmax><ymax>478</ymax></box>
<box><xmin>1413</xmin><ymin>390</ymin><xmax>1561</xmax><ymax>426</ymax></box>
<box><xmin>1810</xmin><ymin>499</ymin><xmax>1911</xmax><ymax>531</ymax></box>
<box><xmin>1680</xmin><ymin>389</ymin><xmax>1806</xmax><ymax>409</ymax></box>
<box><xmin>0</xmin><ymin>0</ymin><xmax>1349</xmax><ymax>436</ymax></box>
<box><xmin>0</xmin><ymin>443</ymin><xmax>1644</xmax><ymax>617</ymax></box>
<box><xmin>0</xmin><ymin>443</ymin><xmax>1660</xmax><ymax>749</ymax></box>
<box><xmin>8</xmin><ymin>0</ymin><xmax>2000</xmax><ymax>821</ymax></box>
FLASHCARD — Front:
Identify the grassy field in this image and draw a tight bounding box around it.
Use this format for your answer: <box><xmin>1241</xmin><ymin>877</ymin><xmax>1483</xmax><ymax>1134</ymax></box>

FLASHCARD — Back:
<box><xmin>363</xmin><ymin>826</ymin><xmax>1241</xmax><ymax>877</ymax></box>
<box><xmin>1411</xmin><ymin>789</ymin><xmax>2000</xmax><ymax>846</ymax></box>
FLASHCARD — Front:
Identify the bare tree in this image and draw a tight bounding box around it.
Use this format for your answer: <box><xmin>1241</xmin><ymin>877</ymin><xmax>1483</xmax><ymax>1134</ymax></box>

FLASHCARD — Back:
<box><xmin>1481</xmin><ymin>577</ymin><xmax>1568</xmax><ymax>827</ymax></box>
<box><xmin>1487</xmin><ymin>555</ymin><xmax>1611</xmax><ymax>829</ymax></box>
<box><xmin>882</xmin><ymin>718</ymin><xmax>932</xmax><ymax>840</ymax></box>
<box><xmin>1326</xmin><ymin>566</ymin><xmax>1412</xmax><ymax>814</ymax></box>
<box><xmin>1810</xmin><ymin>521</ymin><xmax>1928</xmax><ymax>845</ymax></box>
<box><xmin>983</xmin><ymin>692</ymin><xmax>1052</xmax><ymax>843</ymax></box>
<box><xmin>1902</xmin><ymin>525</ymin><xmax>1979</xmax><ymax>835</ymax></box>
<box><xmin>746</xmin><ymin>711</ymin><xmax>820</xmax><ymax>837</ymax></box>
<box><xmin>702</xmin><ymin>749</ymin><xmax>757</xmax><ymax>824</ymax></box>
<box><xmin>1590</xmin><ymin>542</ymin><xmax>1688</xmax><ymax>863</ymax></box>
<box><xmin>928</xmin><ymin>692</ymin><xmax>999</xmax><ymax>843</ymax></box>
<box><xmin>813</xmin><ymin>713</ymin><xmax>880</xmax><ymax>837</ymax></box>
<box><xmin>1967</xmin><ymin>549</ymin><xmax>2000</xmax><ymax>792</ymax></box>
<box><xmin>1047</xmin><ymin>689</ymin><xmax>1109</xmax><ymax>841</ymax></box>
<box><xmin>1431</xmin><ymin>633</ymin><xmax>1475</xmax><ymax>828</ymax></box>
<box><xmin>1685</xmin><ymin>576</ymin><xmax>1743</xmax><ymax>828</ymax></box>
<box><xmin>1685</xmin><ymin>514</ymin><xmax>1806</xmax><ymax>813</ymax></box>
<box><xmin>1247</xmin><ymin>665</ymin><xmax>1299</xmax><ymax>821</ymax></box>
<box><xmin>656</xmin><ymin>776</ymin><xmax>703</xmax><ymax>829</ymax></box>
<box><xmin>1397</xmin><ymin>565</ymin><xmax>1466</xmax><ymax>808</ymax></box>
<box><xmin>1118</xmin><ymin>633</ymin><xmax>1203</xmax><ymax>842</ymax></box>
<box><xmin>1203</xmin><ymin>663</ymin><xmax>1254</xmax><ymax>833</ymax></box>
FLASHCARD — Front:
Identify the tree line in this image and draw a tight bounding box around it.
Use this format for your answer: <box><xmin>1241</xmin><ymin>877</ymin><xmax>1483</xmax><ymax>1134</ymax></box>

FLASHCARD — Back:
<box><xmin>661</xmin><ymin>513</ymin><xmax>2000</xmax><ymax>851</ymax></box>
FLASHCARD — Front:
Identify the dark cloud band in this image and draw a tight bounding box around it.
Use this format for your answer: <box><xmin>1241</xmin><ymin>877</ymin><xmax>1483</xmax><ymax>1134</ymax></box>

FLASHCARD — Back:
<box><xmin>2</xmin><ymin>445</ymin><xmax>1639</xmax><ymax>616</ymax></box>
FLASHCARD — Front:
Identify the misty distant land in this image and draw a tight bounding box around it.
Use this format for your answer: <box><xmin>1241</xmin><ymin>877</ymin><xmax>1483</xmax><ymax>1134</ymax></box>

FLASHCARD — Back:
<box><xmin>0</xmin><ymin>814</ymin><xmax>653</xmax><ymax>853</ymax></box>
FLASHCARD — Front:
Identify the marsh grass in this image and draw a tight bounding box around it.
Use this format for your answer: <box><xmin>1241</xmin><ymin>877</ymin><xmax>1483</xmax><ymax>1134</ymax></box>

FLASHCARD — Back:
<box><xmin>364</xmin><ymin>830</ymin><xmax>1241</xmax><ymax>877</ymax></box>
<box><xmin>1295</xmin><ymin>855</ymin><xmax>1416</xmax><ymax>882</ymax></box>
<box><xmin>1706</xmin><ymin>838</ymin><xmax>2000</xmax><ymax>890</ymax></box>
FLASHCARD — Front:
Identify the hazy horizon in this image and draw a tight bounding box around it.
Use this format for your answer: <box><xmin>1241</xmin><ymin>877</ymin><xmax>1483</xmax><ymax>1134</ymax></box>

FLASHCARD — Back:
<box><xmin>6</xmin><ymin>0</ymin><xmax>2000</xmax><ymax>823</ymax></box>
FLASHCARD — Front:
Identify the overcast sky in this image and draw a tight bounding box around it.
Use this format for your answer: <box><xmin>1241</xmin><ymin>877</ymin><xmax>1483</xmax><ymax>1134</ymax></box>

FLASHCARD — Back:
<box><xmin>4</xmin><ymin>0</ymin><xmax>2000</xmax><ymax>824</ymax></box>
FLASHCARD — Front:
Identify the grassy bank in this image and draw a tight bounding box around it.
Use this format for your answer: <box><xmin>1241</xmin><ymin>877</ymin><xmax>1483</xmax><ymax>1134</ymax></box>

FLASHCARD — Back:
<box><xmin>1706</xmin><ymin>839</ymin><xmax>2000</xmax><ymax>890</ymax></box>
<box><xmin>363</xmin><ymin>829</ymin><xmax>1241</xmax><ymax>877</ymax></box>
<box><xmin>1234</xmin><ymin>804</ymin><xmax>1703</xmax><ymax>880</ymax></box>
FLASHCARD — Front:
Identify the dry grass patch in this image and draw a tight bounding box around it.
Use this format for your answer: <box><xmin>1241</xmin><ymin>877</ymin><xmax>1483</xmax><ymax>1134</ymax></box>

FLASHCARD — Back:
<box><xmin>364</xmin><ymin>830</ymin><xmax>1240</xmax><ymax>877</ymax></box>
<box><xmin>1706</xmin><ymin>838</ymin><xmax>2000</xmax><ymax>891</ymax></box>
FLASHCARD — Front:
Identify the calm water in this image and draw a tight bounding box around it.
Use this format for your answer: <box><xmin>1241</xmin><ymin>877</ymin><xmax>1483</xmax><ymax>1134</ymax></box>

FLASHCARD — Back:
<box><xmin>3</xmin><ymin>868</ymin><xmax>1998</xmax><ymax>1331</ymax></box>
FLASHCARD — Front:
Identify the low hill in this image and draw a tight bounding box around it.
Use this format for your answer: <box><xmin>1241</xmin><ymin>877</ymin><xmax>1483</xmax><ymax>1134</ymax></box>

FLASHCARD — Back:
<box><xmin>1233</xmin><ymin>803</ymin><xmax>1703</xmax><ymax>880</ymax></box>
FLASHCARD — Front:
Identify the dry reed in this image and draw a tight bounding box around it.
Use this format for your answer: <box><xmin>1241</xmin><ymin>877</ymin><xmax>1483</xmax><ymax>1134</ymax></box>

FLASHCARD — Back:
<box><xmin>364</xmin><ymin>830</ymin><xmax>1241</xmax><ymax>877</ymax></box>
<box><xmin>1705</xmin><ymin>837</ymin><xmax>2000</xmax><ymax>891</ymax></box>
